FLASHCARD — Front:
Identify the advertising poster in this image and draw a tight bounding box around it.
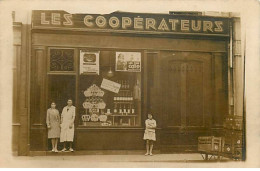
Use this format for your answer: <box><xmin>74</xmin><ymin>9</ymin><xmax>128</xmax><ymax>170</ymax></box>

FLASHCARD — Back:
<box><xmin>115</xmin><ymin>52</ymin><xmax>141</xmax><ymax>72</ymax></box>
<box><xmin>80</xmin><ymin>50</ymin><xmax>100</xmax><ymax>75</ymax></box>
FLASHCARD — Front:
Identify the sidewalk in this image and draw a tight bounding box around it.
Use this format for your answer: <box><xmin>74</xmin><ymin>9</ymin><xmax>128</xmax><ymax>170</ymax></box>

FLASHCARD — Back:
<box><xmin>3</xmin><ymin>153</ymin><xmax>233</xmax><ymax>168</ymax></box>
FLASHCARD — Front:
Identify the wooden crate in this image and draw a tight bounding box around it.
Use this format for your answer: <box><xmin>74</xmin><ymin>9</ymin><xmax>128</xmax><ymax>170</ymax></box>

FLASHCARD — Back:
<box><xmin>198</xmin><ymin>136</ymin><xmax>222</xmax><ymax>153</ymax></box>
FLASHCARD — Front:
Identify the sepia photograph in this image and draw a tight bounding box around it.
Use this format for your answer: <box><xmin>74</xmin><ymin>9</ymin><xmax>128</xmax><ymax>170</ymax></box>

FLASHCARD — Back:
<box><xmin>0</xmin><ymin>0</ymin><xmax>259</xmax><ymax>168</ymax></box>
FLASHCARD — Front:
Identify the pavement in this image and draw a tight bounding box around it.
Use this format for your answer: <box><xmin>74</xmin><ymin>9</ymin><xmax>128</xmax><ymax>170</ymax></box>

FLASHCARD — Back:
<box><xmin>0</xmin><ymin>153</ymin><xmax>238</xmax><ymax>168</ymax></box>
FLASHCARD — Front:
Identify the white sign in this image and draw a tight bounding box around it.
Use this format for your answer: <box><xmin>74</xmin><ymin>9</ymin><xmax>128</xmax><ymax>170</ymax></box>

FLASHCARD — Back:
<box><xmin>101</xmin><ymin>78</ymin><xmax>121</xmax><ymax>93</ymax></box>
<box><xmin>80</xmin><ymin>50</ymin><xmax>100</xmax><ymax>75</ymax></box>
<box><xmin>115</xmin><ymin>52</ymin><xmax>141</xmax><ymax>72</ymax></box>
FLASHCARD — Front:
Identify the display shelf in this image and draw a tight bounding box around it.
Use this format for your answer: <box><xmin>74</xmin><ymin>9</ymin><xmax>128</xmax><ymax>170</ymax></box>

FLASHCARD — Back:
<box><xmin>107</xmin><ymin>114</ymin><xmax>137</xmax><ymax>126</ymax></box>
<box><xmin>108</xmin><ymin>114</ymin><xmax>137</xmax><ymax>116</ymax></box>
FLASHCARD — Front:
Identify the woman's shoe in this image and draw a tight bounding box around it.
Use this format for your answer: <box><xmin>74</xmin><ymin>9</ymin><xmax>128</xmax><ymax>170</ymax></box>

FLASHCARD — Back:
<box><xmin>61</xmin><ymin>148</ymin><xmax>66</xmax><ymax>152</ymax></box>
<box><xmin>149</xmin><ymin>153</ymin><xmax>153</xmax><ymax>156</ymax></box>
<box><xmin>69</xmin><ymin>148</ymin><xmax>74</xmax><ymax>152</ymax></box>
<box><xmin>51</xmin><ymin>149</ymin><xmax>55</xmax><ymax>152</ymax></box>
<box><xmin>55</xmin><ymin>149</ymin><xmax>59</xmax><ymax>153</ymax></box>
<box><xmin>145</xmin><ymin>153</ymin><xmax>149</xmax><ymax>156</ymax></box>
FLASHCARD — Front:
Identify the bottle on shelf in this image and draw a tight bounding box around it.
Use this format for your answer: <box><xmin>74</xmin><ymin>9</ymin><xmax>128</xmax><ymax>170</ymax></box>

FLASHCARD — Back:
<box><xmin>130</xmin><ymin>91</ymin><xmax>133</xmax><ymax>101</ymax></box>
<box><xmin>131</xmin><ymin>104</ymin><xmax>135</xmax><ymax>115</ymax></box>
<box><xmin>119</xmin><ymin>104</ymin><xmax>122</xmax><ymax>115</ymax></box>
<box><xmin>129</xmin><ymin>91</ymin><xmax>132</xmax><ymax>102</ymax></box>
<box><xmin>117</xmin><ymin>93</ymin><xmax>120</xmax><ymax>101</ymax></box>
<box><xmin>118</xmin><ymin>92</ymin><xmax>120</xmax><ymax>101</ymax></box>
<box><xmin>114</xmin><ymin>93</ymin><xmax>117</xmax><ymax>101</ymax></box>
<box><xmin>123</xmin><ymin>104</ymin><xmax>127</xmax><ymax>115</ymax></box>
<box><xmin>122</xmin><ymin>91</ymin><xmax>126</xmax><ymax>102</ymax></box>
<box><xmin>121</xmin><ymin>80</ymin><xmax>124</xmax><ymax>89</ymax></box>
<box><xmin>125</xmin><ymin>91</ymin><xmax>128</xmax><ymax>102</ymax></box>
<box><xmin>119</xmin><ymin>91</ymin><xmax>123</xmax><ymax>102</ymax></box>
<box><xmin>121</xmin><ymin>91</ymin><xmax>124</xmax><ymax>102</ymax></box>
<box><xmin>113</xmin><ymin>103</ymin><xmax>117</xmax><ymax>114</ymax></box>
<box><xmin>127</xmin><ymin>104</ymin><xmax>130</xmax><ymax>115</ymax></box>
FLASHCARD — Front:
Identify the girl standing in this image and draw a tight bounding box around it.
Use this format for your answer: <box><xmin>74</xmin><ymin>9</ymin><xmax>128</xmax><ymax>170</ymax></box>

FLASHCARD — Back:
<box><xmin>46</xmin><ymin>102</ymin><xmax>61</xmax><ymax>152</ymax></box>
<box><xmin>143</xmin><ymin>113</ymin><xmax>157</xmax><ymax>156</ymax></box>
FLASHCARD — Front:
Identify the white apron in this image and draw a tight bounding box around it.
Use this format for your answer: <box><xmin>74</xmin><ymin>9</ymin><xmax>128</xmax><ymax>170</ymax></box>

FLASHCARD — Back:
<box><xmin>60</xmin><ymin>106</ymin><xmax>75</xmax><ymax>142</ymax></box>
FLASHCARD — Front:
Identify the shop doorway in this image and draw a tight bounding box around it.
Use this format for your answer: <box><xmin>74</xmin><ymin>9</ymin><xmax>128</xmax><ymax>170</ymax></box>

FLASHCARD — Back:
<box><xmin>160</xmin><ymin>52</ymin><xmax>212</xmax><ymax>152</ymax></box>
<box><xmin>47</xmin><ymin>75</ymin><xmax>76</xmax><ymax>150</ymax></box>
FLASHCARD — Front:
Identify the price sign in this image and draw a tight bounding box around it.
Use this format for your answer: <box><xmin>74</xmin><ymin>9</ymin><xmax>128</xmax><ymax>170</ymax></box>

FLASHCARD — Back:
<box><xmin>101</xmin><ymin>78</ymin><xmax>121</xmax><ymax>93</ymax></box>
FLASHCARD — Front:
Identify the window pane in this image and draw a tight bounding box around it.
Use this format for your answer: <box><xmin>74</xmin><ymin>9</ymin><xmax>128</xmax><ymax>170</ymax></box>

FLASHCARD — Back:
<box><xmin>49</xmin><ymin>49</ymin><xmax>74</xmax><ymax>71</ymax></box>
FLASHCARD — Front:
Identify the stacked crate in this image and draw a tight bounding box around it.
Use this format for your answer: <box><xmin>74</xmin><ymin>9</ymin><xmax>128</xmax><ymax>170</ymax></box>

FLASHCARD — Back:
<box><xmin>198</xmin><ymin>115</ymin><xmax>243</xmax><ymax>160</ymax></box>
<box><xmin>198</xmin><ymin>136</ymin><xmax>222</xmax><ymax>160</ymax></box>
<box><xmin>222</xmin><ymin>115</ymin><xmax>243</xmax><ymax>160</ymax></box>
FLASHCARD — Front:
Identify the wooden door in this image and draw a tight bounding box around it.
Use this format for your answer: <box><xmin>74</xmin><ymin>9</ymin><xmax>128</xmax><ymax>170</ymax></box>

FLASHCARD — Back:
<box><xmin>160</xmin><ymin>51</ymin><xmax>212</xmax><ymax>152</ymax></box>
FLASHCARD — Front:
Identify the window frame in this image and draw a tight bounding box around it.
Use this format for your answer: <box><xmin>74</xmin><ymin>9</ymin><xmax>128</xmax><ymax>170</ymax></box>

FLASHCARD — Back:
<box><xmin>77</xmin><ymin>48</ymin><xmax>144</xmax><ymax>128</ymax></box>
<box><xmin>47</xmin><ymin>47</ymin><xmax>77</xmax><ymax>75</ymax></box>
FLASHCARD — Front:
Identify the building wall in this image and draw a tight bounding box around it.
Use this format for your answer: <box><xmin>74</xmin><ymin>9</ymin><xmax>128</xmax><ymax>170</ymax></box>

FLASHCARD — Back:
<box><xmin>233</xmin><ymin>17</ymin><xmax>244</xmax><ymax>117</ymax></box>
<box><xmin>12</xmin><ymin>23</ymin><xmax>30</xmax><ymax>156</ymax></box>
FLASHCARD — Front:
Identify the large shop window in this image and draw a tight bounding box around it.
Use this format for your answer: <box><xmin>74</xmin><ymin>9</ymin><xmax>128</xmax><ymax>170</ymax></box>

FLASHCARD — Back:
<box><xmin>47</xmin><ymin>48</ymin><xmax>142</xmax><ymax>128</ymax></box>
<box><xmin>79</xmin><ymin>50</ymin><xmax>142</xmax><ymax>127</ymax></box>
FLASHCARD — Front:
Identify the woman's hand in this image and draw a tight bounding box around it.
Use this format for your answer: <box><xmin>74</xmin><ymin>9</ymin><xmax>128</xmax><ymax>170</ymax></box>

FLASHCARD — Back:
<box><xmin>47</xmin><ymin>125</ymin><xmax>51</xmax><ymax>129</ymax></box>
<box><xmin>69</xmin><ymin>124</ymin><xmax>73</xmax><ymax>129</ymax></box>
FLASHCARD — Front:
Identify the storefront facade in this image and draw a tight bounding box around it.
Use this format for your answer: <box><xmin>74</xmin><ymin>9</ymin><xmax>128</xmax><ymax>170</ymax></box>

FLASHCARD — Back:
<box><xmin>13</xmin><ymin>10</ymin><xmax>244</xmax><ymax>155</ymax></box>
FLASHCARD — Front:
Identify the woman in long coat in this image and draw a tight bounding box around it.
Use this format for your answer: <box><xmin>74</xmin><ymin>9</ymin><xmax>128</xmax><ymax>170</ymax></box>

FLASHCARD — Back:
<box><xmin>46</xmin><ymin>102</ymin><xmax>60</xmax><ymax>152</ymax></box>
<box><xmin>60</xmin><ymin>99</ymin><xmax>75</xmax><ymax>152</ymax></box>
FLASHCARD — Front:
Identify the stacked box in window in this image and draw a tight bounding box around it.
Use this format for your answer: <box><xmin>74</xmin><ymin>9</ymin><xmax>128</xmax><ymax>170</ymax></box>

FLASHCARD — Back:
<box><xmin>198</xmin><ymin>136</ymin><xmax>222</xmax><ymax>153</ymax></box>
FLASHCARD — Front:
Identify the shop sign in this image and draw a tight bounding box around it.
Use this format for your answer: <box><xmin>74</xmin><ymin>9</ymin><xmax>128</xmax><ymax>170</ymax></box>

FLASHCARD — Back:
<box><xmin>101</xmin><ymin>78</ymin><xmax>121</xmax><ymax>93</ymax></box>
<box><xmin>32</xmin><ymin>10</ymin><xmax>230</xmax><ymax>36</ymax></box>
<box><xmin>115</xmin><ymin>52</ymin><xmax>141</xmax><ymax>72</ymax></box>
<box><xmin>80</xmin><ymin>50</ymin><xmax>100</xmax><ymax>75</ymax></box>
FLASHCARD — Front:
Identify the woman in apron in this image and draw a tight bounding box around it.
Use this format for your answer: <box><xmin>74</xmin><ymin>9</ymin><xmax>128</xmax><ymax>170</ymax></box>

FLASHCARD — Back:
<box><xmin>60</xmin><ymin>99</ymin><xmax>76</xmax><ymax>152</ymax></box>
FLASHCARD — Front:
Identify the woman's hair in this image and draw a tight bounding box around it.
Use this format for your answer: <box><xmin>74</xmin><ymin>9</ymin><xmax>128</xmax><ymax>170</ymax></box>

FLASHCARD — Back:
<box><xmin>50</xmin><ymin>101</ymin><xmax>56</xmax><ymax>105</ymax></box>
<box><xmin>67</xmin><ymin>98</ymin><xmax>73</xmax><ymax>102</ymax></box>
<box><xmin>148</xmin><ymin>113</ymin><xmax>153</xmax><ymax>117</ymax></box>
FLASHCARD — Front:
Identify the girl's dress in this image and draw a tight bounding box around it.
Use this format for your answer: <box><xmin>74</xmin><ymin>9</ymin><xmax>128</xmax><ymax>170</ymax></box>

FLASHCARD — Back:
<box><xmin>143</xmin><ymin>119</ymin><xmax>156</xmax><ymax>141</ymax></box>
<box><xmin>60</xmin><ymin>106</ymin><xmax>76</xmax><ymax>142</ymax></box>
<box><xmin>46</xmin><ymin>108</ymin><xmax>61</xmax><ymax>138</ymax></box>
